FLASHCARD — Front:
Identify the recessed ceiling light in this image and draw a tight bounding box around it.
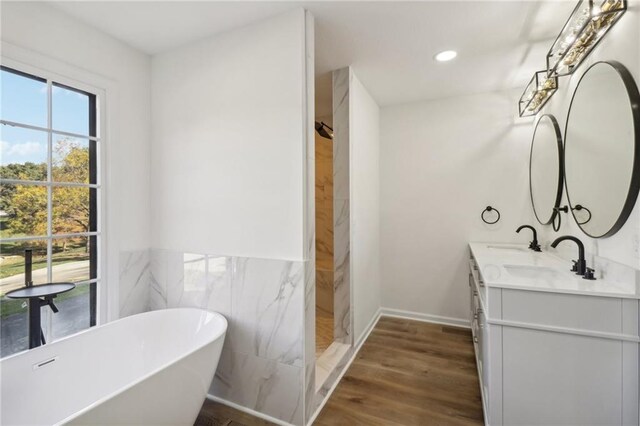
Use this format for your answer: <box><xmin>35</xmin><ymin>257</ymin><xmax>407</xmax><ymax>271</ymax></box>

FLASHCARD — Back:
<box><xmin>434</xmin><ymin>50</ymin><xmax>457</xmax><ymax>62</ymax></box>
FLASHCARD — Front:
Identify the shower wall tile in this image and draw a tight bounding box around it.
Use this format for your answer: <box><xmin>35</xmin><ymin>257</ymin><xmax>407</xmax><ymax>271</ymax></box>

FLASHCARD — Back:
<box><xmin>119</xmin><ymin>249</ymin><xmax>150</xmax><ymax>318</ymax></box>
<box><xmin>315</xmin><ymin>269</ymin><xmax>333</xmax><ymax>315</ymax></box>
<box><xmin>211</xmin><ymin>349</ymin><xmax>303</xmax><ymax>425</ymax></box>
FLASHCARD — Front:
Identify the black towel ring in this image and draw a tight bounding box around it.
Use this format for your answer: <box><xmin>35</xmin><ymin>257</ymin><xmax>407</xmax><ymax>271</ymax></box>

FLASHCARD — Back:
<box><xmin>573</xmin><ymin>204</ymin><xmax>592</xmax><ymax>225</ymax></box>
<box><xmin>481</xmin><ymin>206</ymin><xmax>500</xmax><ymax>224</ymax></box>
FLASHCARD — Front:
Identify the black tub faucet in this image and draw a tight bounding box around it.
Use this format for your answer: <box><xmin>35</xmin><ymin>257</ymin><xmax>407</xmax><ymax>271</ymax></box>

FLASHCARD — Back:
<box><xmin>550</xmin><ymin>235</ymin><xmax>594</xmax><ymax>279</ymax></box>
<box><xmin>25</xmin><ymin>249</ymin><xmax>33</xmax><ymax>287</ymax></box>
<box><xmin>516</xmin><ymin>225</ymin><xmax>541</xmax><ymax>252</ymax></box>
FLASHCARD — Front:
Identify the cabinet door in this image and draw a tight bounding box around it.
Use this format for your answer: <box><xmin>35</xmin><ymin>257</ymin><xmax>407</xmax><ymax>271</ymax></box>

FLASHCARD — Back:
<box><xmin>502</xmin><ymin>327</ymin><xmax>622</xmax><ymax>425</ymax></box>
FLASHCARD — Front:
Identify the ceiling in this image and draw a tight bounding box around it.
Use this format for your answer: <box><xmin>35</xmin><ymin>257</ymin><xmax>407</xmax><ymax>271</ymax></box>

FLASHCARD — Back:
<box><xmin>49</xmin><ymin>1</ymin><xmax>575</xmax><ymax>107</ymax></box>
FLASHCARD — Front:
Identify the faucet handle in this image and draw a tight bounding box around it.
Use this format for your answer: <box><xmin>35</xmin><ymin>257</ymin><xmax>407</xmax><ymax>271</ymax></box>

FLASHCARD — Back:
<box><xmin>571</xmin><ymin>260</ymin><xmax>578</xmax><ymax>272</ymax></box>
<box><xmin>41</xmin><ymin>297</ymin><xmax>59</xmax><ymax>313</ymax></box>
<box><xmin>583</xmin><ymin>267</ymin><xmax>596</xmax><ymax>280</ymax></box>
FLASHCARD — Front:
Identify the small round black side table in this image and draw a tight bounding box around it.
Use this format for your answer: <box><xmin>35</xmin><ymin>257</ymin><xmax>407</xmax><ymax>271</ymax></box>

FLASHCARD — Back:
<box><xmin>5</xmin><ymin>283</ymin><xmax>76</xmax><ymax>349</ymax></box>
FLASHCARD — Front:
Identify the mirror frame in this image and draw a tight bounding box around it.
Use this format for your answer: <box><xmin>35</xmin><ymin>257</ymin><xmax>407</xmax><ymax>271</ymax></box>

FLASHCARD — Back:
<box><xmin>529</xmin><ymin>114</ymin><xmax>564</xmax><ymax>226</ymax></box>
<box><xmin>564</xmin><ymin>60</ymin><xmax>640</xmax><ymax>238</ymax></box>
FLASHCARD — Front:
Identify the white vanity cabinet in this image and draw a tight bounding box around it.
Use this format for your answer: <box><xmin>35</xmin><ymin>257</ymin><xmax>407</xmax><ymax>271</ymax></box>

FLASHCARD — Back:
<box><xmin>468</xmin><ymin>243</ymin><xmax>640</xmax><ymax>426</ymax></box>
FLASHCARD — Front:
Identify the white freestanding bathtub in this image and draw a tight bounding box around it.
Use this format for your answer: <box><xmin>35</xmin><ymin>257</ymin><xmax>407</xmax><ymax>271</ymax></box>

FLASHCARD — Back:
<box><xmin>0</xmin><ymin>308</ymin><xmax>227</xmax><ymax>425</ymax></box>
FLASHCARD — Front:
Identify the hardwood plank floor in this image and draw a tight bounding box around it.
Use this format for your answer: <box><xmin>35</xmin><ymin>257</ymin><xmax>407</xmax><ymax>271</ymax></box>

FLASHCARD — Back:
<box><xmin>195</xmin><ymin>317</ymin><xmax>483</xmax><ymax>426</ymax></box>
<box><xmin>195</xmin><ymin>400</ymin><xmax>276</xmax><ymax>426</ymax></box>
<box><xmin>314</xmin><ymin>317</ymin><xmax>484</xmax><ymax>425</ymax></box>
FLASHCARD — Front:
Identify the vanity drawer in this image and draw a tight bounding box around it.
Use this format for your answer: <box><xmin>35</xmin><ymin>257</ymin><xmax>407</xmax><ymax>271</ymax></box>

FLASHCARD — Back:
<box><xmin>502</xmin><ymin>289</ymin><xmax>623</xmax><ymax>334</ymax></box>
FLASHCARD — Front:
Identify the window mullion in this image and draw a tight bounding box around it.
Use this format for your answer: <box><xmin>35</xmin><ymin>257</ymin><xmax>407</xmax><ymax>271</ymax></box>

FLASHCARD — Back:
<box><xmin>45</xmin><ymin>79</ymin><xmax>54</xmax><ymax>342</ymax></box>
<box><xmin>0</xmin><ymin>120</ymin><xmax>101</xmax><ymax>142</ymax></box>
<box><xmin>46</xmin><ymin>79</ymin><xmax>53</xmax><ymax>284</ymax></box>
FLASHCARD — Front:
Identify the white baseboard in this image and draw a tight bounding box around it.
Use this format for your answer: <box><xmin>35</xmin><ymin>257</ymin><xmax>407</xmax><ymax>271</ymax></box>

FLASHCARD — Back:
<box><xmin>306</xmin><ymin>307</ymin><xmax>382</xmax><ymax>426</ymax></box>
<box><xmin>356</xmin><ymin>307</ymin><xmax>383</xmax><ymax>348</ymax></box>
<box><xmin>380</xmin><ymin>307</ymin><xmax>470</xmax><ymax>329</ymax></box>
<box><xmin>205</xmin><ymin>394</ymin><xmax>294</xmax><ymax>426</ymax></box>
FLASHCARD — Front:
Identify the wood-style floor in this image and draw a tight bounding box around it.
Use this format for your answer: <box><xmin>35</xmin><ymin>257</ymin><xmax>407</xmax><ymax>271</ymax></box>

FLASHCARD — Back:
<box><xmin>195</xmin><ymin>400</ymin><xmax>276</xmax><ymax>426</ymax></box>
<box><xmin>315</xmin><ymin>317</ymin><xmax>484</xmax><ymax>425</ymax></box>
<box><xmin>195</xmin><ymin>317</ymin><xmax>483</xmax><ymax>426</ymax></box>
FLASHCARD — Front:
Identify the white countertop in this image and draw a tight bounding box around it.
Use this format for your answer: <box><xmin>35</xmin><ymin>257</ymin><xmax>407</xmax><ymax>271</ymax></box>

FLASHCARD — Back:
<box><xmin>469</xmin><ymin>242</ymin><xmax>640</xmax><ymax>299</ymax></box>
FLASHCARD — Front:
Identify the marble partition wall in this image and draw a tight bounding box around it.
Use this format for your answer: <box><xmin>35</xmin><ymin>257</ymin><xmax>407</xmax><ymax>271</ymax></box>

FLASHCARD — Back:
<box><xmin>119</xmin><ymin>249</ymin><xmax>151</xmax><ymax>317</ymax></box>
<box><xmin>332</xmin><ymin>67</ymin><xmax>352</xmax><ymax>345</ymax></box>
<box><xmin>148</xmin><ymin>249</ymin><xmax>306</xmax><ymax>425</ymax></box>
<box><xmin>303</xmin><ymin>11</ymin><xmax>318</xmax><ymax>424</ymax></box>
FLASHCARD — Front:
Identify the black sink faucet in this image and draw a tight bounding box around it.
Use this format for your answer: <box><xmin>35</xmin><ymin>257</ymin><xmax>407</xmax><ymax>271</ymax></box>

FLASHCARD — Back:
<box><xmin>551</xmin><ymin>236</ymin><xmax>588</xmax><ymax>276</ymax></box>
<box><xmin>516</xmin><ymin>225</ymin><xmax>541</xmax><ymax>252</ymax></box>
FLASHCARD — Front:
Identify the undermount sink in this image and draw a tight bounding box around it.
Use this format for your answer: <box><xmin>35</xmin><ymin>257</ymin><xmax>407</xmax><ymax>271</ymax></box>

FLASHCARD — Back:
<box><xmin>504</xmin><ymin>264</ymin><xmax>563</xmax><ymax>280</ymax></box>
<box><xmin>486</xmin><ymin>245</ymin><xmax>529</xmax><ymax>253</ymax></box>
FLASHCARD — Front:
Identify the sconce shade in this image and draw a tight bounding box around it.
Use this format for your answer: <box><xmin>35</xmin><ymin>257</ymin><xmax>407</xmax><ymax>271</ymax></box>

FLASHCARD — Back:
<box><xmin>519</xmin><ymin>71</ymin><xmax>559</xmax><ymax>117</ymax></box>
<box><xmin>547</xmin><ymin>0</ymin><xmax>626</xmax><ymax>77</ymax></box>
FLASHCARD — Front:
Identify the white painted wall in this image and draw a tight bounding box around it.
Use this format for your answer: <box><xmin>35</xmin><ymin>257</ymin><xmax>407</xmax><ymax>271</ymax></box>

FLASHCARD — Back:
<box><xmin>379</xmin><ymin>6</ymin><xmax>640</xmax><ymax>322</ymax></box>
<box><xmin>151</xmin><ymin>9</ymin><xmax>308</xmax><ymax>260</ymax></box>
<box><xmin>1</xmin><ymin>2</ymin><xmax>152</xmax><ymax>320</ymax></box>
<box><xmin>350</xmin><ymin>73</ymin><xmax>381</xmax><ymax>343</ymax></box>
<box><xmin>380</xmin><ymin>90</ymin><xmax>533</xmax><ymax>322</ymax></box>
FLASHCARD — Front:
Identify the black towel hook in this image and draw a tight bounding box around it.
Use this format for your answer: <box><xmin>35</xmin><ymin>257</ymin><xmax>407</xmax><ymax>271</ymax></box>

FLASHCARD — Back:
<box><xmin>481</xmin><ymin>206</ymin><xmax>500</xmax><ymax>225</ymax></box>
<box><xmin>552</xmin><ymin>205</ymin><xmax>569</xmax><ymax>232</ymax></box>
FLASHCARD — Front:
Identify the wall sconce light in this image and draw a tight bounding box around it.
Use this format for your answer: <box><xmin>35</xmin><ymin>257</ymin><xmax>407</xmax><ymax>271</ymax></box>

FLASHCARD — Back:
<box><xmin>547</xmin><ymin>0</ymin><xmax>626</xmax><ymax>77</ymax></box>
<box><xmin>518</xmin><ymin>71</ymin><xmax>558</xmax><ymax>117</ymax></box>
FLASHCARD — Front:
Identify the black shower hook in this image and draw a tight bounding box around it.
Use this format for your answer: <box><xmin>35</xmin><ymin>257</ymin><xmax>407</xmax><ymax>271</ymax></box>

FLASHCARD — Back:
<box><xmin>481</xmin><ymin>206</ymin><xmax>500</xmax><ymax>224</ymax></box>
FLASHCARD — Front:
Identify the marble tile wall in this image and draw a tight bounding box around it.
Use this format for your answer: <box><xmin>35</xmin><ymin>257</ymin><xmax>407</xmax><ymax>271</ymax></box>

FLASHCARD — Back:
<box><xmin>303</xmin><ymin>114</ymin><xmax>317</xmax><ymax>424</ymax></box>
<box><xmin>303</xmin><ymin>258</ymin><xmax>316</xmax><ymax>424</ymax></box>
<box><xmin>313</xmin><ymin>343</ymin><xmax>355</xmax><ymax>410</ymax></box>
<box><xmin>119</xmin><ymin>249</ymin><xmax>151</xmax><ymax>317</ymax></box>
<box><xmin>332</xmin><ymin>67</ymin><xmax>352</xmax><ymax>345</ymax></box>
<box><xmin>147</xmin><ymin>249</ymin><xmax>306</xmax><ymax>425</ymax></box>
<box><xmin>303</xmin><ymin>13</ymin><xmax>318</xmax><ymax>422</ymax></box>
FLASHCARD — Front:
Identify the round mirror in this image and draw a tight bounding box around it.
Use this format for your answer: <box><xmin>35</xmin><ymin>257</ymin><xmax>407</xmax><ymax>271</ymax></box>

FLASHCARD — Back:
<box><xmin>530</xmin><ymin>114</ymin><xmax>563</xmax><ymax>225</ymax></box>
<box><xmin>564</xmin><ymin>61</ymin><xmax>640</xmax><ymax>238</ymax></box>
